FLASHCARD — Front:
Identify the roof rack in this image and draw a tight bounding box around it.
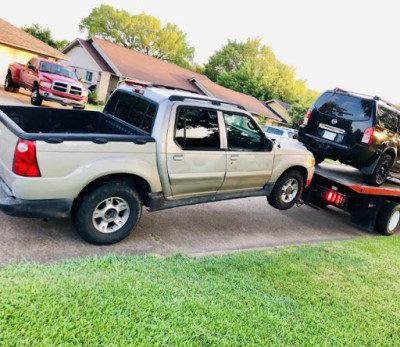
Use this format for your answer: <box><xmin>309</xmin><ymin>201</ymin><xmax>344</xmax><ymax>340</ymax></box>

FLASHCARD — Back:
<box><xmin>332</xmin><ymin>87</ymin><xmax>400</xmax><ymax>110</ymax></box>
<box><xmin>168</xmin><ymin>95</ymin><xmax>246</xmax><ymax>110</ymax></box>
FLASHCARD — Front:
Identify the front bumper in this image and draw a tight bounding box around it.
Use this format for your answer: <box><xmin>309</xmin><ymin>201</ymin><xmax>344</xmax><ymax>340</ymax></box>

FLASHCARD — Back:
<box><xmin>39</xmin><ymin>88</ymin><xmax>87</xmax><ymax>108</ymax></box>
<box><xmin>0</xmin><ymin>178</ymin><xmax>73</xmax><ymax>218</ymax></box>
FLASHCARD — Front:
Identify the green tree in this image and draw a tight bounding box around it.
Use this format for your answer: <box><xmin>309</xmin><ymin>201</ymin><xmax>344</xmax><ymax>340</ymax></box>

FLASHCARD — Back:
<box><xmin>21</xmin><ymin>23</ymin><xmax>68</xmax><ymax>50</ymax></box>
<box><xmin>79</xmin><ymin>5</ymin><xmax>194</xmax><ymax>69</ymax></box>
<box><xmin>204</xmin><ymin>38</ymin><xmax>320</xmax><ymax>124</ymax></box>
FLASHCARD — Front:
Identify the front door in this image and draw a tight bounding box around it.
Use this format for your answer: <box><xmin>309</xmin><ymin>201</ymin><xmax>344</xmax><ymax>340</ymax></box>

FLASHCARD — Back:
<box><xmin>166</xmin><ymin>106</ymin><xmax>226</xmax><ymax>198</ymax></box>
<box><xmin>219</xmin><ymin>111</ymin><xmax>274</xmax><ymax>192</ymax></box>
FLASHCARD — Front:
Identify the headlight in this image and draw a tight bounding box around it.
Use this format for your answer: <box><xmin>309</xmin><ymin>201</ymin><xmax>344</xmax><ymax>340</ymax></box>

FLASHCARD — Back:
<box><xmin>82</xmin><ymin>90</ymin><xmax>88</xmax><ymax>97</ymax></box>
<box><xmin>40</xmin><ymin>81</ymin><xmax>52</xmax><ymax>88</ymax></box>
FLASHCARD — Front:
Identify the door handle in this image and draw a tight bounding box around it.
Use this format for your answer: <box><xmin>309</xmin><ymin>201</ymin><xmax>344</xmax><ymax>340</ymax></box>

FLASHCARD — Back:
<box><xmin>173</xmin><ymin>155</ymin><xmax>184</xmax><ymax>161</ymax></box>
<box><xmin>230</xmin><ymin>155</ymin><xmax>239</xmax><ymax>161</ymax></box>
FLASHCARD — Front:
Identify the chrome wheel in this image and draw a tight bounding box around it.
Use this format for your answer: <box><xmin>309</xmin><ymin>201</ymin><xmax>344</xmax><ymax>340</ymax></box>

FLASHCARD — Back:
<box><xmin>280</xmin><ymin>178</ymin><xmax>299</xmax><ymax>203</ymax></box>
<box><xmin>92</xmin><ymin>197</ymin><xmax>130</xmax><ymax>234</ymax></box>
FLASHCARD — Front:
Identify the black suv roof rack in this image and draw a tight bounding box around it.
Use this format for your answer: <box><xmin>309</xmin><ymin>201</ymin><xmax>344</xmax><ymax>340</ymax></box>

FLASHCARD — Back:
<box><xmin>332</xmin><ymin>87</ymin><xmax>400</xmax><ymax>111</ymax></box>
<box><xmin>168</xmin><ymin>95</ymin><xmax>246</xmax><ymax>110</ymax></box>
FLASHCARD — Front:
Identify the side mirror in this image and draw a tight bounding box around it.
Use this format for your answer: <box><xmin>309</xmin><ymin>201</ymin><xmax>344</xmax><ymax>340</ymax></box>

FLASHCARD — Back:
<box><xmin>264</xmin><ymin>137</ymin><xmax>274</xmax><ymax>152</ymax></box>
<box><xmin>28</xmin><ymin>64</ymin><xmax>36</xmax><ymax>72</ymax></box>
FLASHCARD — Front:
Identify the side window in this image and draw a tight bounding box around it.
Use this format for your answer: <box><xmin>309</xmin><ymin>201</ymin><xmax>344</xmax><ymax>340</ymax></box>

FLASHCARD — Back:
<box><xmin>104</xmin><ymin>91</ymin><xmax>157</xmax><ymax>134</ymax></box>
<box><xmin>378</xmin><ymin>106</ymin><xmax>398</xmax><ymax>133</ymax></box>
<box><xmin>174</xmin><ymin>107</ymin><xmax>220</xmax><ymax>150</ymax></box>
<box><xmin>223</xmin><ymin>112</ymin><xmax>263</xmax><ymax>151</ymax></box>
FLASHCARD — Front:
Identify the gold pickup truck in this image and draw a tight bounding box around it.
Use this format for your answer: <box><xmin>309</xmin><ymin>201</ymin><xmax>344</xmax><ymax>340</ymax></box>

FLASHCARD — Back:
<box><xmin>0</xmin><ymin>81</ymin><xmax>315</xmax><ymax>244</ymax></box>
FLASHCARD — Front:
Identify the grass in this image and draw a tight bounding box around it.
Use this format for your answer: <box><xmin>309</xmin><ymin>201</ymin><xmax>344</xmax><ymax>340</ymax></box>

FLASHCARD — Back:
<box><xmin>1</xmin><ymin>237</ymin><xmax>400</xmax><ymax>346</ymax></box>
<box><xmin>84</xmin><ymin>103</ymin><xmax>104</xmax><ymax>112</ymax></box>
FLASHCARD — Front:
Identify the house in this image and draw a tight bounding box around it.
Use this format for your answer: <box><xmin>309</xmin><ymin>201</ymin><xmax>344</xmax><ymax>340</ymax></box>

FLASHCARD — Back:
<box><xmin>0</xmin><ymin>18</ymin><xmax>69</xmax><ymax>87</ymax></box>
<box><xmin>61</xmin><ymin>37</ymin><xmax>281</xmax><ymax>122</ymax></box>
<box><xmin>265</xmin><ymin>99</ymin><xmax>293</xmax><ymax>125</ymax></box>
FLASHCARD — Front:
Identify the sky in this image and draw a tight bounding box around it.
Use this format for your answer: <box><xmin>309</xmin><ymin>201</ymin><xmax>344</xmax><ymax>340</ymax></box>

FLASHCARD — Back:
<box><xmin>2</xmin><ymin>0</ymin><xmax>400</xmax><ymax>103</ymax></box>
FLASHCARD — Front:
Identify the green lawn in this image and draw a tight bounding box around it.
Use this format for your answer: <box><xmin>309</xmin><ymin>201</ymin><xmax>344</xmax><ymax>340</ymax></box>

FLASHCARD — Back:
<box><xmin>1</xmin><ymin>237</ymin><xmax>400</xmax><ymax>346</ymax></box>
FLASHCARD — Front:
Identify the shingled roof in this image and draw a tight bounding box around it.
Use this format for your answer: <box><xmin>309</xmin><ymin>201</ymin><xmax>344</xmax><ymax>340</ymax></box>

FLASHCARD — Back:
<box><xmin>0</xmin><ymin>18</ymin><xmax>69</xmax><ymax>61</ymax></box>
<box><xmin>87</xmin><ymin>37</ymin><xmax>279</xmax><ymax>120</ymax></box>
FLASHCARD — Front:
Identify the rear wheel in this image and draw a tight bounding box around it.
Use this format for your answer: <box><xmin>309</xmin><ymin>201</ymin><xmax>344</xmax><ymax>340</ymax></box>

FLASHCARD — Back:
<box><xmin>363</xmin><ymin>154</ymin><xmax>392</xmax><ymax>186</ymax></box>
<box><xmin>267</xmin><ymin>169</ymin><xmax>304</xmax><ymax>210</ymax></box>
<box><xmin>31</xmin><ymin>84</ymin><xmax>43</xmax><ymax>106</ymax></box>
<box><xmin>4</xmin><ymin>72</ymin><xmax>18</xmax><ymax>92</ymax></box>
<box><xmin>73</xmin><ymin>182</ymin><xmax>142</xmax><ymax>245</ymax></box>
<box><xmin>376</xmin><ymin>202</ymin><xmax>400</xmax><ymax>236</ymax></box>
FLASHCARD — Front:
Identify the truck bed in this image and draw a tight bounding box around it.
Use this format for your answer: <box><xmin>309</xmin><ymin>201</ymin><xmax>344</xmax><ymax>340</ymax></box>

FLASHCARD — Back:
<box><xmin>0</xmin><ymin>105</ymin><xmax>146</xmax><ymax>138</ymax></box>
<box><xmin>316</xmin><ymin>162</ymin><xmax>400</xmax><ymax>197</ymax></box>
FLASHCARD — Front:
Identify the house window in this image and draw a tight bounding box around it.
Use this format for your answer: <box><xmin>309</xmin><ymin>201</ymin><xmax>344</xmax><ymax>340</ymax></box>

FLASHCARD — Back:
<box><xmin>85</xmin><ymin>71</ymin><xmax>93</xmax><ymax>82</ymax></box>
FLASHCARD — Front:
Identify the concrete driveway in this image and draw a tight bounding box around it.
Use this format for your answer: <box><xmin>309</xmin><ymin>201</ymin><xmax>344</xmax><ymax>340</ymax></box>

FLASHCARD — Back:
<box><xmin>0</xmin><ymin>87</ymin><xmax>376</xmax><ymax>265</ymax></box>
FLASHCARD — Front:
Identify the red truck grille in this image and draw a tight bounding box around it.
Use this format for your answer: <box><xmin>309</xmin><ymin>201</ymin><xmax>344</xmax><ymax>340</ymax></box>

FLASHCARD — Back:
<box><xmin>52</xmin><ymin>81</ymin><xmax>83</xmax><ymax>96</ymax></box>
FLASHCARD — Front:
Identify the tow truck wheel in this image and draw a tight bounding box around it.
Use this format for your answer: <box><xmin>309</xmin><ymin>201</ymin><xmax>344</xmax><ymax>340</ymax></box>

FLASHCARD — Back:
<box><xmin>376</xmin><ymin>202</ymin><xmax>400</xmax><ymax>236</ymax></box>
<box><xmin>267</xmin><ymin>169</ymin><xmax>304</xmax><ymax>210</ymax></box>
<box><xmin>73</xmin><ymin>182</ymin><xmax>142</xmax><ymax>245</ymax></box>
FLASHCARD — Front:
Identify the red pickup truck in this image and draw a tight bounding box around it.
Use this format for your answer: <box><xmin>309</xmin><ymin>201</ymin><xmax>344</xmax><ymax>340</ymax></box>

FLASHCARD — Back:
<box><xmin>5</xmin><ymin>57</ymin><xmax>88</xmax><ymax>109</ymax></box>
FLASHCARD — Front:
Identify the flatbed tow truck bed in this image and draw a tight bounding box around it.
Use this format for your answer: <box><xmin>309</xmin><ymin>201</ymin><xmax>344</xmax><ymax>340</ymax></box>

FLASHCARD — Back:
<box><xmin>302</xmin><ymin>162</ymin><xmax>400</xmax><ymax>235</ymax></box>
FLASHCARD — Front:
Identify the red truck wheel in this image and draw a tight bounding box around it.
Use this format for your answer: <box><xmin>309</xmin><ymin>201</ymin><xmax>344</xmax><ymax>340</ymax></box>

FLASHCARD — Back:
<box><xmin>31</xmin><ymin>85</ymin><xmax>43</xmax><ymax>106</ymax></box>
<box><xmin>4</xmin><ymin>72</ymin><xmax>18</xmax><ymax>93</ymax></box>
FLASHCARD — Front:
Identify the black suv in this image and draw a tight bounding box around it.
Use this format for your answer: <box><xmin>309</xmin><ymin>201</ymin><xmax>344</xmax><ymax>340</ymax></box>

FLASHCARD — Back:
<box><xmin>298</xmin><ymin>88</ymin><xmax>400</xmax><ymax>186</ymax></box>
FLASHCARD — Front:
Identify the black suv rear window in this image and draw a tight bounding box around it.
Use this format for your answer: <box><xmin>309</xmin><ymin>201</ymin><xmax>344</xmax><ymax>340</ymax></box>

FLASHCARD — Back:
<box><xmin>104</xmin><ymin>90</ymin><xmax>157</xmax><ymax>134</ymax></box>
<box><xmin>314</xmin><ymin>92</ymin><xmax>374</xmax><ymax>120</ymax></box>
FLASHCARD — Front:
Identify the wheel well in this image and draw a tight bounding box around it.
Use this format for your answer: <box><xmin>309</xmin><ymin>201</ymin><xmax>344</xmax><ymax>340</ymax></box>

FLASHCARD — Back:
<box><xmin>282</xmin><ymin>166</ymin><xmax>309</xmax><ymax>187</ymax></box>
<box><xmin>72</xmin><ymin>174</ymin><xmax>151</xmax><ymax>212</ymax></box>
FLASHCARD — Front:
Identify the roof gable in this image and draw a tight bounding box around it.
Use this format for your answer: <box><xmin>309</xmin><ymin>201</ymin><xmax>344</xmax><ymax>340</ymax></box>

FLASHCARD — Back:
<box><xmin>89</xmin><ymin>37</ymin><xmax>279</xmax><ymax>120</ymax></box>
<box><xmin>0</xmin><ymin>18</ymin><xmax>69</xmax><ymax>61</ymax></box>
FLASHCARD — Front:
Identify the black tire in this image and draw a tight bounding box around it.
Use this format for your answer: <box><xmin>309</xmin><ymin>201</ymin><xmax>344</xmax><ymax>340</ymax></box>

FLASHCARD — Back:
<box><xmin>376</xmin><ymin>202</ymin><xmax>400</xmax><ymax>236</ymax></box>
<box><xmin>363</xmin><ymin>154</ymin><xmax>393</xmax><ymax>186</ymax></box>
<box><xmin>267</xmin><ymin>169</ymin><xmax>304</xmax><ymax>210</ymax></box>
<box><xmin>4</xmin><ymin>72</ymin><xmax>17</xmax><ymax>92</ymax></box>
<box><xmin>73</xmin><ymin>106</ymin><xmax>85</xmax><ymax>110</ymax></box>
<box><xmin>313</xmin><ymin>153</ymin><xmax>325</xmax><ymax>165</ymax></box>
<box><xmin>31</xmin><ymin>84</ymin><xmax>43</xmax><ymax>106</ymax></box>
<box><xmin>73</xmin><ymin>182</ymin><xmax>142</xmax><ymax>245</ymax></box>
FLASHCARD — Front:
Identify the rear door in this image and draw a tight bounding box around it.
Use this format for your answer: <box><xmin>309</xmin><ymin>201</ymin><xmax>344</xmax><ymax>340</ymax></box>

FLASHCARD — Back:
<box><xmin>166</xmin><ymin>106</ymin><xmax>226</xmax><ymax>198</ymax></box>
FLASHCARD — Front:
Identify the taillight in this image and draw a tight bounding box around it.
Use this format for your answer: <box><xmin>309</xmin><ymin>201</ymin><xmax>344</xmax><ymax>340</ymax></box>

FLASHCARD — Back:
<box><xmin>325</xmin><ymin>190</ymin><xmax>345</xmax><ymax>207</ymax></box>
<box><xmin>302</xmin><ymin>110</ymin><xmax>311</xmax><ymax>126</ymax></box>
<box><xmin>361</xmin><ymin>127</ymin><xmax>375</xmax><ymax>145</ymax></box>
<box><xmin>13</xmin><ymin>139</ymin><xmax>41</xmax><ymax>177</ymax></box>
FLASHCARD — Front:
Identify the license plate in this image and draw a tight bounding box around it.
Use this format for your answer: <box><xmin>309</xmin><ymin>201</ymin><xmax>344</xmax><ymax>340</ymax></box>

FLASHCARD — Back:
<box><xmin>322</xmin><ymin>130</ymin><xmax>336</xmax><ymax>141</ymax></box>
<box><xmin>62</xmin><ymin>98</ymin><xmax>71</xmax><ymax>104</ymax></box>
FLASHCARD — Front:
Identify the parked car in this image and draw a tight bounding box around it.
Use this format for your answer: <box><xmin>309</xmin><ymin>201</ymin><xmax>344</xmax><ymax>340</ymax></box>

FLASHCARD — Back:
<box><xmin>298</xmin><ymin>88</ymin><xmax>400</xmax><ymax>186</ymax></box>
<box><xmin>0</xmin><ymin>80</ymin><xmax>315</xmax><ymax>245</ymax></box>
<box><xmin>265</xmin><ymin>125</ymin><xmax>298</xmax><ymax>142</ymax></box>
<box><xmin>5</xmin><ymin>57</ymin><xmax>88</xmax><ymax>109</ymax></box>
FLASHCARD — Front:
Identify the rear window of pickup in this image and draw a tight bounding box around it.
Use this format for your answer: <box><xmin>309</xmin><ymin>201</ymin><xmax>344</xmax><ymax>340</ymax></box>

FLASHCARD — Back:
<box><xmin>104</xmin><ymin>90</ymin><xmax>157</xmax><ymax>134</ymax></box>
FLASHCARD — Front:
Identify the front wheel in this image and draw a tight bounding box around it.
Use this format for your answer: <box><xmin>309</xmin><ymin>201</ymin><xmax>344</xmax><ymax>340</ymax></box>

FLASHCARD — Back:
<box><xmin>363</xmin><ymin>154</ymin><xmax>393</xmax><ymax>186</ymax></box>
<box><xmin>31</xmin><ymin>85</ymin><xmax>43</xmax><ymax>106</ymax></box>
<box><xmin>267</xmin><ymin>169</ymin><xmax>304</xmax><ymax>210</ymax></box>
<box><xmin>376</xmin><ymin>202</ymin><xmax>400</xmax><ymax>236</ymax></box>
<box><xmin>73</xmin><ymin>182</ymin><xmax>142</xmax><ymax>245</ymax></box>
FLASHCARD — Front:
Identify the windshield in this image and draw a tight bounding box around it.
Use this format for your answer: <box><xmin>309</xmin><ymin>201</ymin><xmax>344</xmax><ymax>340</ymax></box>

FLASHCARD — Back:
<box><xmin>314</xmin><ymin>92</ymin><xmax>374</xmax><ymax>120</ymax></box>
<box><xmin>40</xmin><ymin>61</ymin><xmax>78</xmax><ymax>81</ymax></box>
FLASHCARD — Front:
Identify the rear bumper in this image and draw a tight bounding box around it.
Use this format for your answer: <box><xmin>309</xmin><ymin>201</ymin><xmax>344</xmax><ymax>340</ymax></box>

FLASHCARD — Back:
<box><xmin>298</xmin><ymin>127</ymin><xmax>373</xmax><ymax>167</ymax></box>
<box><xmin>0</xmin><ymin>178</ymin><xmax>72</xmax><ymax>218</ymax></box>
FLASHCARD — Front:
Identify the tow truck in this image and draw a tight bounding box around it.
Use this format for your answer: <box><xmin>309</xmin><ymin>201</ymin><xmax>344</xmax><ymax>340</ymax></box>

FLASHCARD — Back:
<box><xmin>302</xmin><ymin>162</ymin><xmax>400</xmax><ymax>236</ymax></box>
